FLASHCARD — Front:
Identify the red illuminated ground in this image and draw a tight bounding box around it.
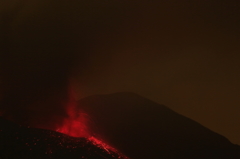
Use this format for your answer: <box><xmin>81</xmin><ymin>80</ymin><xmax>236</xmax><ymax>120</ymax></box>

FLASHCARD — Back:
<box><xmin>55</xmin><ymin>91</ymin><xmax>124</xmax><ymax>157</ymax></box>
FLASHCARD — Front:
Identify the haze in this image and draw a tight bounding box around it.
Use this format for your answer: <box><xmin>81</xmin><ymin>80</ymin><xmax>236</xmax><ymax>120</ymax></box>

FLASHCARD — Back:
<box><xmin>1</xmin><ymin>0</ymin><xmax>240</xmax><ymax>145</ymax></box>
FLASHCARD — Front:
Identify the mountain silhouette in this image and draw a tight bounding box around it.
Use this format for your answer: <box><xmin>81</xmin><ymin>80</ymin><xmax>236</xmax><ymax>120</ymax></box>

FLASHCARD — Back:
<box><xmin>78</xmin><ymin>92</ymin><xmax>240</xmax><ymax>159</ymax></box>
<box><xmin>0</xmin><ymin>117</ymin><xmax>127</xmax><ymax>159</ymax></box>
<box><xmin>0</xmin><ymin>92</ymin><xmax>239</xmax><ymax>159</ymax></box>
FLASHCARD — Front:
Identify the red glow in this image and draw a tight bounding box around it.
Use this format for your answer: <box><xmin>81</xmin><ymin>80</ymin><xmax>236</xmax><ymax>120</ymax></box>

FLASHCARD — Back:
<box><xmin>56</xmin><ymin>101</ymin><xmax>121</xmax><ymax>155</ymax></box>
<box><xmin>89</xmin><ymin>136</ymin><xmax>118</xmax><ymax>153</ymax></box>
<box><xmin>56</xmin><ymin>104</ymin><xmax>90</xmax><ymax>137</ymax></box>
<box><xmin>55</xmin><ymin>88</ymin><xmax>127</xmax><ymax>158</ymax></box>
<box><xmin>56</xmin><ymin>88</ymin><xmax>90</xmax><ymax>138</ymax></box>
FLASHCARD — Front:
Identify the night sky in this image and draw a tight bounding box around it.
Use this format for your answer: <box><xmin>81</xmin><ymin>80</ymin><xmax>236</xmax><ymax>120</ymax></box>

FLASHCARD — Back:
<box><xmin>1</xmin><ymin>0</ymin><xmax>240</xmax><ymax>145</ymax></box>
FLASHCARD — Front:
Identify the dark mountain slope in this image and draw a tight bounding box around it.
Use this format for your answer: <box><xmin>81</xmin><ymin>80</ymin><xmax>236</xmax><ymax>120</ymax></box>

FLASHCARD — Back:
<box><xmin>0</xmin><ymin>117</ymin><xmax>127</xmax><ymax>159</ymax></box>
<box><xmin>78</xmin><ymin>92</ymin><xmax>240</xmax><ymax>159</ymax></box>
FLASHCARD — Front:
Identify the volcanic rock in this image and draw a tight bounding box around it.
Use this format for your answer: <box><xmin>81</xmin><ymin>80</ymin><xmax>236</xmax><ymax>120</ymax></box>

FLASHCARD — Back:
<box><xmin>0</xmin><ymin>117</ymin><xmax>127</xmax><ymax>159</ymax></box>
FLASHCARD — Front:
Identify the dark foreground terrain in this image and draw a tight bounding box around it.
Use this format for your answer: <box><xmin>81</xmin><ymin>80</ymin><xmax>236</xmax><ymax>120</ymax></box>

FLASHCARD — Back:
<box><xmin>0</xmin><ymin>117</ymin><xmax>127</xmax><ymax>159</ymax></box>
<box><xmin>0</xmin><ymin>92</ymin><xmax>239</xmax><ymax>159</ymax></box>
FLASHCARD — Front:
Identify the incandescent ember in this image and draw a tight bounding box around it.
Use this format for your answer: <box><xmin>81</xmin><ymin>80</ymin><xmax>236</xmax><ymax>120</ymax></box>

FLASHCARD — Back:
<box><xmin>0</xmin><ymin>117</ymin><xmax>128</xmax><ymax>159</ymax></box>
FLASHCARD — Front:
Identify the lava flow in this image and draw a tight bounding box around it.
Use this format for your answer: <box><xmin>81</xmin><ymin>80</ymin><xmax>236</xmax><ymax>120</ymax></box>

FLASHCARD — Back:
<box><xmin>54</xmin><ymin>88</ymin><xmax>127</xmax><ymax>158</ymax></box>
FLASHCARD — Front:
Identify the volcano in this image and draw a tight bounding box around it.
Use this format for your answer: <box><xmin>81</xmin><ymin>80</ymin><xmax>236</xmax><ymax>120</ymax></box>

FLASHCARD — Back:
<box><xmin>0</xmin><ymin>117</ymin><xmax>127</xmax><ymax>159</ymax></box>
<box><xmin>78</xmin><ymin>92</ymin><xmax>240</xmax><ymax>159</ymax></box>
<box><xmin>0</xmin><ymin>92</ymin><xmax>239</xmax><ymax>159</ymax></box>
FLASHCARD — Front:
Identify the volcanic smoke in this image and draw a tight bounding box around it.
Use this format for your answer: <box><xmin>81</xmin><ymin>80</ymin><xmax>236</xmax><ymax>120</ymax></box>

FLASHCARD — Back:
<box><xmin>55</xmin><ymin>88</ymin><xmax>120</xmax><ymax>156</ymax></box>
<box><xmin>56</xmin><ymin>88</ymin><xmax>90</xmax><ymax>138</ymax></box>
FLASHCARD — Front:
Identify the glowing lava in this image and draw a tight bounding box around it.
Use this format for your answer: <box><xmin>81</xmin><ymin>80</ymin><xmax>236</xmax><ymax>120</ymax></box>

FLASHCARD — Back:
<box><xmin>55</xmin><ymin>86</ymin><xmax>90</xmax><ymax>137</ymax></box>
<box><xmin>55</xmin><ymin>101</ymin><xmax>127</xmax><ymax>158</ymax></box>
<box><xmin>56</xmin><ymin>101</ymin><xmax>90</xmax><ymax>138</ymax></box>
<box><xmin>55</xmin><ymin>88</ymin><xmax>127</xmax><ymax>158</ymax></box>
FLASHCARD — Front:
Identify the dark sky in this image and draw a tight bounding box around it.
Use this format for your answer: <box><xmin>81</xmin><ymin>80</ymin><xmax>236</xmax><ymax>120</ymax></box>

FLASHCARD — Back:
<box><xmin>74</xmin><ymin>0</ymin><xmax>240</xmax><ymax>145</ymax></box>
<box><xmin>1</xmin><ymin>0</ymin><xmax>240</xmax><ymax>144</ymax></box>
